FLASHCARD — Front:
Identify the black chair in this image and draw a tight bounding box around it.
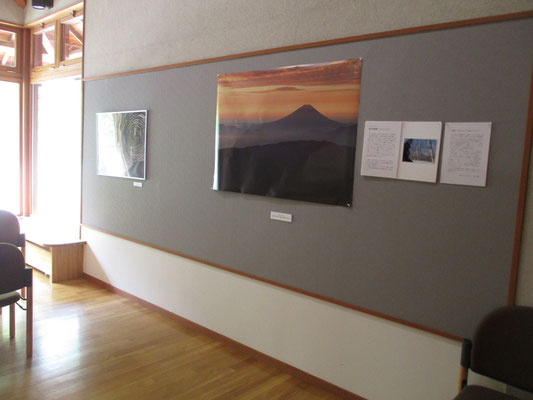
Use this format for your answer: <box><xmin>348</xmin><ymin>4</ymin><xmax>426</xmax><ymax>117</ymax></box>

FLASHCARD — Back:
<box><xmin>454</xmin><ymin>306</ymin><xmax>533</xmax><ymax>400</ymax></box>
<box><xmin>0</xmin><ymin>210</ymin><xmax>26</xmax><ymax>256</ymax></box>
<box><xmin>0</xmin><ymin>242</ymin><xmax>33</xmax><ymax>357</ymax></box>
<box><xmin>0</xmin><ymin>209</ymin><xmax>26</xmax><ymax>305</ymax></box>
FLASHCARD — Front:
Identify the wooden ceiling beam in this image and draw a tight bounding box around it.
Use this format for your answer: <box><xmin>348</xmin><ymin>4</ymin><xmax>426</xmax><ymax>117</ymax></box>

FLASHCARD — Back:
<box><xmin>68</xmin><ymin>27</ymin><xmax>83</xmax><ymax>44</ymax></box>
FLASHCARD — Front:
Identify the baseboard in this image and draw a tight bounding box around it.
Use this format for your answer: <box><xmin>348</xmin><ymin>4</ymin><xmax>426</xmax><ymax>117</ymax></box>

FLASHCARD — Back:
<box><xmin>82</xmin><ymin>272</ymin><xmax>366</xmax><ymax>400</ymax></box>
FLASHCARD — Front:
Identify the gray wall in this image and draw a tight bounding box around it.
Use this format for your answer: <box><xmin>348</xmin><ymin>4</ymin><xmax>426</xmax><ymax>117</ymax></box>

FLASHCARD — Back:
<box><xmin>83</xmin><ymin>18</ymin><xmax>533</xmax><ymax>338</ymax></box>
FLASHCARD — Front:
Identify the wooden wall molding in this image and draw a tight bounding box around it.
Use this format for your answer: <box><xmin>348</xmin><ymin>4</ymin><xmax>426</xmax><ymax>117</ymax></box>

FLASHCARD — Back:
<box><xmin>0</xmin><ymin>20</ymin><xmax>23</xmax><ymax>28</ymax></box>
<box><xmin>81</xmin><ymin>224</ymin><xmax>461</xmax><ymax>342</ymax></box>
<box><xmin>83</xmin><ymin>10</ymin><xmax>533</xmax><ymax>82</ymax></box>
<box><xmin>508</xmin><ymin>64</ymin><xmax>533</xmax><ymax>305</ymax></box>
<box><xmin>82</xmin><ymin>271</ymin><xmax>366</xmax><ymax>400</ymax></box>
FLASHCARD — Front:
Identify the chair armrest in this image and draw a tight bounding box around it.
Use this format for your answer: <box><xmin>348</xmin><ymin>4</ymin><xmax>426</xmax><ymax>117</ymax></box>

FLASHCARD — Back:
<box><xmin>461</xmin><ymin>338</ymin><xmax>472</xmax><ymax>368</ymax></box>
<box><xmin>24</xmin><ymin>267</ymin><xmax>33</xmax><ymax>288</ymax></box>
<box><xmin>18</xmin><ymin>233</ymin><xmax>26</xmax><ymax>248</ymax></box>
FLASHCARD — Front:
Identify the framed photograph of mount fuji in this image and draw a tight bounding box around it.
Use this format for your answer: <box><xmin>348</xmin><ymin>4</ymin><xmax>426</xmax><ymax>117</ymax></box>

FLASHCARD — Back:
<box><xmin>212</xmin><ymin>59</ymin><xmax>362</xmax><ymax>206</ymax></box>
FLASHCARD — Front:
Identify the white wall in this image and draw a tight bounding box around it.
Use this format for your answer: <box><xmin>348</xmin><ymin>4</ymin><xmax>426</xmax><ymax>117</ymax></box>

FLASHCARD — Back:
<box><xmin>24</xmin><ymin>0</ymin><xmax>80</xmax><ymax>24</ymax></box>
<box><xmin>83</xmin><ymin>226</ymin><xmax>464</xmax><ymax>400</ymax></box>
<box><xmin>84</xmin><ymin>0</ymin><xmax>533</xmax><ymax>79</ymax></box>
<box><xmin>0</xmin><ymin>0</ymin><xmax>24</xmax><ymax>24</ymax></box>
<box><xmin>0</xmin><ymin>0</ymin><xmax>80</xmax><ymax>29</ymax></box>
<box><xmin>83</xmin><ymin>227</ymin><xmax>510</xmax><ymax>399</ymax></box>
<box><xmin>83</xmin><ymin>227</ymin><xmax>511</xmax><ymax>399</ymax></box>
<box><xmin>82</xmin><ymin>1</ymin><xmax>533</xmax><ymax>398</ymax></box>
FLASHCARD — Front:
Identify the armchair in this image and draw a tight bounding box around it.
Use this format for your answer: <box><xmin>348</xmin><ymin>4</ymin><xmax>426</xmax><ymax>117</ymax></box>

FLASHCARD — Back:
<box><xmin>0</xmin><ymin>243</ymin><xmax>33</xmax><ymax>357</ymax></box>
<box><xmin>454</xmin><ymin>306</ymin><xmax>533</xmax><ymax>399</ymax></box>
<box><xmin>0</xmin><ymin>209</ymin><xmax>27</xmax><ymax>303</ymax></box>
<box><xmin>0</xmin><ymin>210</ymin><xmax>26</xmax><ymax>255</ymax></box>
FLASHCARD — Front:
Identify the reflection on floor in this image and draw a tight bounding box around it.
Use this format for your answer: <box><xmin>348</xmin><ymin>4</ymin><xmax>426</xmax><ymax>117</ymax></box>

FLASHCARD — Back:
<box><xmin>0</xmin><ymin>270</ymin><xmax>341</xmax><ymax>399</ymax></box>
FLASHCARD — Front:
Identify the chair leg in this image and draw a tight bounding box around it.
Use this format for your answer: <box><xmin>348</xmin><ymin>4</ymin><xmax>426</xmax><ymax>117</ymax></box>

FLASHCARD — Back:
<box><xmin>22</xmin><ymin>247</ymin><xmax>27</xmax><ymax>298</ymax></box>
<box><xmin>26</xmin><ymin>286</ymin><xmax>33</xmax><ymax>357</ymax></box>
<box><xmin>458</xmin><ymin>365</ymin><xmax>469</xmax><ymax>393</ymax></box>
<box><xmin>9</xmin><ymin>303</ymin><xmax>16</xmax><ymax>339</ymax></box>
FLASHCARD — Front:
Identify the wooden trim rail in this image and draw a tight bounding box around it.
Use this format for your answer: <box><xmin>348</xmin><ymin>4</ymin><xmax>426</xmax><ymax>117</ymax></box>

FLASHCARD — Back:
<box><xmin>508</xmin><ymin>64</ymin><xmax>533</xmax><ymax>305</ymax></box>
<box><xmin>83</xmin><ymin>10</ymin><xmax>533</xmax><ymax>82</ymax></box>
<box><xmin>82</xmin><ymin>223</ymin><xmax>462</xmax><ymax>342</ymax></box>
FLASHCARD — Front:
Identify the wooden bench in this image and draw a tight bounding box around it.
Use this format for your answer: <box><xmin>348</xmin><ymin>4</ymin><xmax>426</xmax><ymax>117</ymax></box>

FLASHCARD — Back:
<box><xmin>25</xmin><ymin>238</ymin><xmax>86</xmax><ymax>283</ymax></box>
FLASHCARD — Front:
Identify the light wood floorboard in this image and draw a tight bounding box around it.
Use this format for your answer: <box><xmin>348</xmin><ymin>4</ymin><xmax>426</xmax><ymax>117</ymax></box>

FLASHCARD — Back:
<box><xmin>1</xmin><ymin>270</ymin><xmax>342</xmax><ymax>399</ymax></box>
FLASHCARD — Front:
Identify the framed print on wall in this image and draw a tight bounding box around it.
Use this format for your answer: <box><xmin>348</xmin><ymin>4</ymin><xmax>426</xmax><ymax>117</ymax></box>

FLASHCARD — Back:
<box><xmin>96</xmin><ymin>110</ymin><xmax>147</xmax><ymax>180</ymax></box>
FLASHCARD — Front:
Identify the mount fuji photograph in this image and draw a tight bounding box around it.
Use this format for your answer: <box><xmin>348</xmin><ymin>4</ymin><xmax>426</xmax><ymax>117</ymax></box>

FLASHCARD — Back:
<box><xmin>213</xmin><ymin>59</ymin><xmax>362</xmax><ymax>206</ymax></box>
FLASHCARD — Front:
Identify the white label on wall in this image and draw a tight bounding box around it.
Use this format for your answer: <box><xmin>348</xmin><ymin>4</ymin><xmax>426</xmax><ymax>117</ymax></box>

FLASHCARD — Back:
<box><xmin>133</xmin><ymin>181</ymin><xmax>143</xmax><ymax>187</ymax></box>
<box><xmin>270</xmin><ymin>211</ymin><xmax>292</xmax><ymax>223</ymax></box>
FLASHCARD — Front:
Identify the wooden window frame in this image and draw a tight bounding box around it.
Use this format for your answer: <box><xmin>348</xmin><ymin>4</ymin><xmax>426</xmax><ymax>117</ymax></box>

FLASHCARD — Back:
<box><xmin>59</xmin><ymin>10</ymin><xmax>83</xmax><ymax>68</ymax></box>
<box><xmin>0</xmin><ymin>2</ymin><xmax>83</xmax><ymax>216</ymax></box>
<box><xmin>28</xmin><ymin>4</ymin><xmax>83</xmax><ymax>83</ymax></box>
<box><xmin>28</xmin><ymin>5</ymin><xmax>84</xmax><ymax>214</ymax></box>
<box><xmin>30</xmin><ymin>21</ymin><xmax>57</xmax><ymax>73</ymax></box>
<box><xmin>0</xmin><ymin>23</ymin><xmax>23</xmax><ymax>81</ymax></box>
<box><xmin>0</xmin><ymin>22</ymin><xmax>25</xmax><ymax>216</ymax></box>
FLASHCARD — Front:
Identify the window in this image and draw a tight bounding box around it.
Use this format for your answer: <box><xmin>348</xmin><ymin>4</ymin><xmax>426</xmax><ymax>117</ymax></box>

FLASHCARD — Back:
<box><xmin>1</xmin><ymin>5</ymin><xmax>84</xmax><ymax>230</ymax></box>
<box><xmin>0</xmin><ymin>28</ymin><xmax>17</xmax><ymax>68</ymax></box>
<box><xmin>61</xmin><ymin>14</ymin><xmax>83</xmax><ymax>62</ymax></box>
<box><xmin>0</xmin><ymin>81</ymin><xmax>21</xmax><ymax>214</ymax></box>
<box><xmin>25</xmin><ymin>5</ymin><xmax>84</xmax><ymax>236</ymax></box>
<box><xmin>1</xmin><ymin>24</ymin><xmax>22</xmax><ymax>214</ymax></box>
<box><xmin>32</xmin><ymin>76</ymin><xmax>82</xmax><ymax>237</ymax></box>
<box><xmin>30</xmin><ymin>10</ymin><xmax>83</xmax><ymax>81</ymax></box>
<box><xmin>32</xmin><ymin>23</ymin><xmax>56</xmax><ymax>69</ymax></box>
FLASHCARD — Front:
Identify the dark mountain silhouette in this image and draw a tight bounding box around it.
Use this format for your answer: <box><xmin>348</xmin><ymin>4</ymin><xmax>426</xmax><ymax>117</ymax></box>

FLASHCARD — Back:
<box><xmin>217</xmin><ymin>140</ymin><xmax>355</xmax><ymax>206</ymax></box>
<box><xmin>215</xmin><ymin>104</ymin><xmax>358</xmax><ymax>206</ymax></box>
<box><xmin>218</xmin><ymin>104</ymin><xmax>356</xmax><ymax>149</ymax></box>
<box><xmin>261</xmin><ymin>104</ymin><xmax>345</xmax><ymax>131</ymax></box>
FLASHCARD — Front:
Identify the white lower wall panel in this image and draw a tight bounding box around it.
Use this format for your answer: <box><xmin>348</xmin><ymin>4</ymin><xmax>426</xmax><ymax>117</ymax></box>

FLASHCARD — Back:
<box><xmin>82</xmin><ymin>226</ymin><xmax>463</xmax><ymax>400</ymax></box>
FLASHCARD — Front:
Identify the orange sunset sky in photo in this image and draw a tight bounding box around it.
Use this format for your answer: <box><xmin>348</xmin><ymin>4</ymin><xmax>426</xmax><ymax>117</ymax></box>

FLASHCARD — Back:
<box><xmin>217</xmin><ymin>59</ymin><xmax>362</xmax><ymax>124</ymax></box>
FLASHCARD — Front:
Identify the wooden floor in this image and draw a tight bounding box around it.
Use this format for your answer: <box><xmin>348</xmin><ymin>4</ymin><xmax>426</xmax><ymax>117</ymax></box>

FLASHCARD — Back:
<box><xmin>1</xmin><ymin>270</ymin><xmax>342</xmax><ymax>399</ymax></box>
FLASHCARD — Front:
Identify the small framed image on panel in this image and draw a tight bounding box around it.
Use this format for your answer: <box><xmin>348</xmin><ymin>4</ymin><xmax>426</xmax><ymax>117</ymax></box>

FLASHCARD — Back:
<box><xmin>96</xmin><ymin>110</ymin><xmax>147</xmax><ymax>180</ymax></box>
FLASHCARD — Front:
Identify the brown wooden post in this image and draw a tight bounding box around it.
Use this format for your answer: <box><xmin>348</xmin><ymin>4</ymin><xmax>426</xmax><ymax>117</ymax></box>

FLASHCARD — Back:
<box><xmin>458</xmin><ymin>365</ymin><xmax>468</xmax><ymax>393</ymax></box>
<box><xmin>9</xmin><ymin>303</ymin><xmax>16</xmax><ymax>339</ymax></box>
<box><xmin>26</xmin><ymin>284</ymin><xmax>33</xmax><ymax>357</ymax></box>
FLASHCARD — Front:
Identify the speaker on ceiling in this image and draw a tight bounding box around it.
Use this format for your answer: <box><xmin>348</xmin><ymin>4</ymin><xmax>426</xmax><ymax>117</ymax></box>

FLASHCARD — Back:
<box><xmin>32</xmin><ymin>0</ymin><xmax>54</xmax><ymax>10</ymax></box>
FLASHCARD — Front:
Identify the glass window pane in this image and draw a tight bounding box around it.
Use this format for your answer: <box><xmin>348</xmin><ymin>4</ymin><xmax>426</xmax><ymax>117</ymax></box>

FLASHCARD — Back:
<box><xmin>33</xmin><ymin>26</ymin><xmax>55</xmax><ymax>68</ymax></box>
<box><xmin>62</xmin><ymin>17</ymin><xmax>83</xmax><ymax>61</ymax></box>
<box><xmin>33</xmin><ymin>76</ymin><xmax>81</xmax><ymax>238</ymax></box>
<box><xmin>0</xmin><ymin>81</ymin><xmax>21</xmax><ymax>214</ymax></box>
<box><xmin>0</xmin><ymin>29</ymin><xmax>17</xmax><ymax>68</ymax></box>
